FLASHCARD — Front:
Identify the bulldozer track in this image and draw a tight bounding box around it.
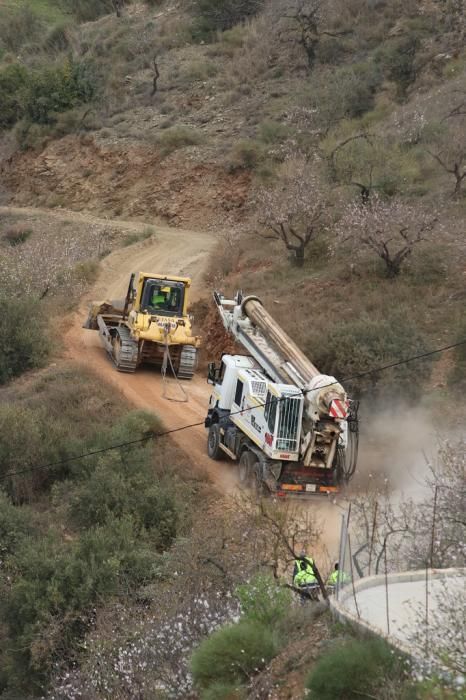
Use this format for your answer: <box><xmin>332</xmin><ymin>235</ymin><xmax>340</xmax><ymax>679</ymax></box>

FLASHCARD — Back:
<box><xmin>177</xmin><ymin>345</ymin><xmax>198</xmax><ymax>380</ymax></box>
<box><xmin>112</xmin><ymin>326</ymin><xmax>139</xmax><ymax>373</ymax></box>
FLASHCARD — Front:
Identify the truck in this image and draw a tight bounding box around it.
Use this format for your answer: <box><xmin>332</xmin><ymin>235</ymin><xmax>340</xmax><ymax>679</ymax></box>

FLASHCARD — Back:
<box><xmin>204</xmin><ymin>292</ymin><xmax>358</xmax><ymax>495</ymax></box>
<box><xmin>83</xmin><ymin>272</ymin><xmax>200</xmax><ymax>378</ymax></box>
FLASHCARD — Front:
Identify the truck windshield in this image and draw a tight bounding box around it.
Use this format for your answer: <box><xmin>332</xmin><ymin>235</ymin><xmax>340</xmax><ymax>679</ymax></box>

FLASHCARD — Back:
<box><xmin>275</xmin><ymin>397</ymin><xmax>301</xmax><ymax>452</ymax></box>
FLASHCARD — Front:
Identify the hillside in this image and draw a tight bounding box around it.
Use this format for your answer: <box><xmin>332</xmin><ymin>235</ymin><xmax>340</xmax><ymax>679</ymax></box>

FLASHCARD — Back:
<box><xmin>0</xmin><ymin>1</ymin><xmax>465</xmax><ymax>698</ymax></box>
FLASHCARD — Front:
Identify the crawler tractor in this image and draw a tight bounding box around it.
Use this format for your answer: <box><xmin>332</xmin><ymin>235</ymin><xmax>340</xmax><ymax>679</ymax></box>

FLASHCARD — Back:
<box><xmin>84</xmin><ymin>272</ymin><xmax>200</xmax><ymax>378</ymax></box>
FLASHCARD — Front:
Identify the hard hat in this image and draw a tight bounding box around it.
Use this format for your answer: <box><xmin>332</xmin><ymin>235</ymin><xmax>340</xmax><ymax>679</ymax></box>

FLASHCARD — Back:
<box><xmin>162</xmin><ymin>286</ymin><xmax>171</xmax><ymax>293</ymax></box>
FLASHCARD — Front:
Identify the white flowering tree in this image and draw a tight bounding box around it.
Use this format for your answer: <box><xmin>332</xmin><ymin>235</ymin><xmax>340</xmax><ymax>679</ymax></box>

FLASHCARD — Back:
<box><xmin>334</xmin><ymin>194</ymin><xmax>440</xmax><ymax>278</ymax></box>
<box><xmin>255</xmin><ymin>158</ymin><xmax>328</xmax><ymax>267</ymax></box>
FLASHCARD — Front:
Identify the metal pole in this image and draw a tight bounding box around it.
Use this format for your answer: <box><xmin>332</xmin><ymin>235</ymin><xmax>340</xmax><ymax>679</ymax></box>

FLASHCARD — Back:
<box><xmin>425</xmin><ymin>561</ymin><xmax>429</xmax><ymax>656</ymax></box>
<box><xmin>430</xmin><ymin>485</ymin><xmax>438</xmax><ymax>569</ymax></box>
<box><xmin>368</xmin><ymin>500</ymin><xmax>378</xmax><ymax>577</ymax></box>
<box><xmin>384</xmin><ymin>543</ymin><xmax>390</xmax><ymax>636</ymax></box>
<box><xmin>336</xmin><ymin>512</ymin><xmax>347</xmax><ymax>601</ymax></box>
<box><xmin>347</xmin><ymin>532</ymin><xmax>360</xmax><ymax>619</ymax></box>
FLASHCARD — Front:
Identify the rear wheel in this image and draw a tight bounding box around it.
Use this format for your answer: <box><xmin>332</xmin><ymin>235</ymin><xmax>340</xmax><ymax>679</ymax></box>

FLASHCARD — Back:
<box><xmin>207</xmin><ymin>423</ymin><xmax>223</xmax><ymax>460</ymax></box>
<box><xmin>238</xmin><ymin>450</ymin><xmax>261</xmax><ymax>491</ymax></box>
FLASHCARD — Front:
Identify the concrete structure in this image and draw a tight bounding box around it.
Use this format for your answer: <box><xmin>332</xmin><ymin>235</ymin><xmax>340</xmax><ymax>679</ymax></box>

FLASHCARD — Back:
<box><xmin>331</xmin><ymin>568</ymin><xmax>466</xmax><ymax>658</ymax></box>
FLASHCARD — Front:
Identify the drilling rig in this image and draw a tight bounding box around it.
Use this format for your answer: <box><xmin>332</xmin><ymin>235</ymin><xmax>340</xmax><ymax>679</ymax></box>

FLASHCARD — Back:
<box><xmin>204</xmin><ymin>292</ymin><xmax>358</xmax><ymax>495</ymax></box>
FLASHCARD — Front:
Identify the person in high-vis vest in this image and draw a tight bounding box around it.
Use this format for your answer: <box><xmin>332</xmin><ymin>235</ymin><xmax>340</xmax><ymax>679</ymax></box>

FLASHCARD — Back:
<box><xmin>293</xmin><ymin>552</ymin><xmax>318</xmax><ymax>588</ymax></box>
<box><xmin>327</xmin><ymin>562</ymin><xmax>349</xmax><ymax>589</ymax></box>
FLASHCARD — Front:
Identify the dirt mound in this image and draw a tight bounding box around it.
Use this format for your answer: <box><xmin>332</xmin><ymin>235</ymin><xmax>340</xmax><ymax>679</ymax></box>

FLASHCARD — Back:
<box><xmin>1</xmin><ymin>135</ymin><xmax>251</xmax><ymax>229</ymax></box>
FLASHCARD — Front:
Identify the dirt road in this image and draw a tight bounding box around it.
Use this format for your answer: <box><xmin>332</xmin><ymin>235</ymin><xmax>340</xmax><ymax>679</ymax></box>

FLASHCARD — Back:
<box><xmin>2</xmin><ymin>204</ymin><xmax>345</xmax><ymax>551</ymax></box>
<box><xmin>50</xmin><ymin>212</ymin><xmax>242</xmax><ymax>491</ymax></box>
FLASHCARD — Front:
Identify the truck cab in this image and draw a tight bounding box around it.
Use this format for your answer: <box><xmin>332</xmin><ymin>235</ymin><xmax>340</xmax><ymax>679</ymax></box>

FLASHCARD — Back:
<box><xmin>206</xmin><ymin>354</ymin><xmax>304</xmax><ymax>463</ymax></box>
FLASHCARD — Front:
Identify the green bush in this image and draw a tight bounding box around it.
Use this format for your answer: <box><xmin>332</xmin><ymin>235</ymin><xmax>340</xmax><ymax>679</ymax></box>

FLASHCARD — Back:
<box><xmin>192</xmin><ymin>620</ymin><xmax>277</xmax><ymax>688</ymax></box>
<box><xmin>68</xmin><ymin>451</ymin><xmax>179</xmax><ymax>548</ymax></box>
<box><xmin>22</xmin><ymin>59</ymin><xmax>97</xmax><ymax>125</ymax></box>
<box><xmin>236</xmin><ymin>573</ymin><xmax>292</xmax><ymax>627</ymax></box>
<box><xmin>62</xmin><ymin>0</ymin><xmax>116</xmax><ymax>22</ymax></box>
<box><xmin>225</xmin><ymin>139</ymin><xmax>264</xmax><ymax>171</ymax></box>
<box><xmin>311</xmin><ymin>313</ymin><xmax>433</xmax><ymax>401</ymax></box>
<box><xmin>2</xmin><ymin>226</ymin><xmax>32</xmax><ymax>246</ymax></box>
<box><xmin>0</xmin><ymin>59</ymin><xmax>98</xmax><ymax>135</ymax></box>
<box><xmin>305</xmin><ymin>638</ymin><xmax>402</xmax><ymax>700</ymax></box>
<box><xmin>312</xmin><ymin>62</ymin><xmax>382</xmax><ymax>125</ymax></box>
<box><xmin>192</xmin><ymin>0</ymin><xmax>264</xmax><ymax>39</ymax></box>
<box><xmin>0</xmin><ymin>5</ymin><xmax>43</xmax><ymax>53</ymax></box>
<box><xmin>0</xmin><ymin>295</ymin><xmax>49</xmax><ymax>386</ymax></box>
<box><xmin>376</xmin><ymin>35</ymin><xmax>419</xmax><ymax>99</ymax></box>
<box><xmin>156</xmin><ymin>125</ymin><xmax>203</xmax><ymax>155</ymax></box>
<box><xmin>2</xmin><ymin>515</ymin><xmax>159</xmax><ymax>684</ymax></box>
<box><xmin>258</xmin><ymin>119</ymin><xmax>291</xmax><ymax>144</ymax></box>
<box><xmin>43</xmin><ymin>22</ymin><xmax>74</xmax><ymax>53</ymax></box>
<box><xmin>0</xmin><ymin>64</ymin><xmax>28</xmax><ymax>130</ymax></box>
<box><xmin>0</xmin><ymin>491</ymin><xmax>33</xmax><ymax>557</ymax></box>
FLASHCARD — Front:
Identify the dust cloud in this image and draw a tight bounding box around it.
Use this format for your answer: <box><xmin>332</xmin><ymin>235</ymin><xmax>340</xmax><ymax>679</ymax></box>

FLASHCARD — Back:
<box><xmin>353</xmin><ymin>403</ymin><xmax>439</xmax><ymax>499</ymax></box>
<box><xmin>289</xmin><ymin>404</ymin><xmax>444</xmax><ymax>571</ymax></box>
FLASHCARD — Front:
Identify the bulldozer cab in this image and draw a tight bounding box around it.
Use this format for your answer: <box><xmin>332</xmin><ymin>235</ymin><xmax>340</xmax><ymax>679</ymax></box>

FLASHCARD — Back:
<box><xmin>138</xmin><ymin>276</ymin><xmax>187</xmax><ymax>317</ymax></box>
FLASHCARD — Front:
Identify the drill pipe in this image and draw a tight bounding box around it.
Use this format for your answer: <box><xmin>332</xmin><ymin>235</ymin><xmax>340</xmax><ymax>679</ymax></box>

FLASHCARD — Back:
<box><xmin>241</xmin><ymin>296</ymin><xmax>321</xmax><ymax>385</ymax></box>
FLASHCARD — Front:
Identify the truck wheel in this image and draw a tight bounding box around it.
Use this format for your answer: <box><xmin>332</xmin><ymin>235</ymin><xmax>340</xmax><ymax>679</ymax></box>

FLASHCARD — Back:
<box><xmin>239</xmin><ymin>451</ymin><xmax>259</xmax><ymax>488</ymax></box>
<box><xmin>207</xmin><ymin>423</ymin><xmax>223</xmax><ymax>460</ymax></box>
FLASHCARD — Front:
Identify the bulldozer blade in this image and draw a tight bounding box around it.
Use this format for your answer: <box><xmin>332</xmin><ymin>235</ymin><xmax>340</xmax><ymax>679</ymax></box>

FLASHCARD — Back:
<box><xmin>83</xmin><ymin>301</ymin><xmax>124</xmax><ymax>330</ymax></box>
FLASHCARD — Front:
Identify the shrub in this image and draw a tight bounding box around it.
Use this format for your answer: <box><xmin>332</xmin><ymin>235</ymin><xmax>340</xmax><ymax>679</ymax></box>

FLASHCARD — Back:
<box><xmin>156</xmin><ymin>125</ymin><xmax>203</xmax><ymax>156</ymax></box>
<box><xmin>0</xmin><ymin>295</ymin><xmax>49</xmax><ymax>385</ymax></box>
<box><xmin>68</xmin><ymin>452</ymin><xmax>180</xmax><ymax>548</ymax></box>
<box><xmin>258</xmin><ymin>119</ymin><xmax>291</xmax><ymax>144</ymax></box>
<box><xmin>0</xmin><ymin>491</ymin><xmax>33</xmax><ymax>557</ymax></box>
<box><xmin>192</xmin><ymin>0</ymin><xmax>264</xmax><ymax>39</ymax></box>
<box><xmin>2</xmin><ymin>516</ymin><xmax>159</xmax><ymax>684</ymax></box>
<box><xmin>311</xmin><ymin>313</ymin><xmax>433</xmax><ymax>401</ymax></box>
<box><xmin>305</xmin><ymin>638</ymin><xmax>402</xmax><ymax>700</ymax></box>
<box><xmin>311</xmin><ymin>62</ymin><xmax>382</xmax><ymax>126</ymax></box>
<box><xmin>43</xmin><ymin>23</ymin><xmax>74</xmax><ymax>53</ymax></box>
<box><xmin>21</xmin><ymin>59</ymin><xmax>98</xmax><ymax>126</ymax></box>
<box><xmin>225</xmin><ymin>139</ymin><xmax>263</xmax><ymax>171</ymax></box>
<box><xmin>2</xmin><ymin>226</ymin><xmax>32</xmax><ymax>246</ymax></box>
<box><xmin>0</xmin><ymin>64</ymin><xmax>28</xmax><ymax>130</ymax></box>
<box><xmin>0</xmin><ymin>5</ymin><xmax>43</xmax><ymax>53</ymax></box>
<box><xmin>62</xmin><ymin>0</ymin><xmax>116</xmax><ymax>22</ymax></box>
<box><xmin>191</xmin><ymin>620</ymin><xmax>277</xmax><ymax>688</ymax></box>
<box><xmin>376</xmin><ymin>34</ymin><xmax>420</xmax><ymax>99</ymax></box>
<box><xmin>236</xmin><ymin>573</ymin><xmax>292</xmax><ymax>627</ymax></box>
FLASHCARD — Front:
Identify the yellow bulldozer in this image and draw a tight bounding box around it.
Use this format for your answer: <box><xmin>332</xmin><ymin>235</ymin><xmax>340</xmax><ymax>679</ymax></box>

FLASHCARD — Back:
<box><xmin>83</xmin><ymin>272</ymin><xmax>200</xmax><ymax>378</ymax></box>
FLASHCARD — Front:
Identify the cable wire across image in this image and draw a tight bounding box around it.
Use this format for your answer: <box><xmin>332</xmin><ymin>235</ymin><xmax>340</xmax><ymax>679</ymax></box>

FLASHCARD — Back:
<box><xmin>2</xmin><ymin>337</ymin><xmax>465</xmax><ymax>482</ymax></box>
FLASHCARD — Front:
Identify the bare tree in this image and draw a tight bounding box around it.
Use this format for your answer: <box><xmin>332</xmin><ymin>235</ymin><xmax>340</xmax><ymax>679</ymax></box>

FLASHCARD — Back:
<box><xmin>235</xmin><ymin>493</ymin><xmax>328</xmax><ymax>599</ymax></box>
<box><xmin>280</xmin><ymin>0</ymin><xmax>349</xmax><ymax>69</ymax></box>
<box><xmin>111</xmin><ymin>0</ymin><xmax>124</xmax><ymax>17</ymax></box>
<box><xmin>334</xmin><ymin>194</ymin><xmax>440</xmax><ymax>278</ymax></box>
<box><xmin>151</xmin><ymin>56</ymin><xmax>160</xmax><ymax>97</ymax></box>
<box><xmin>255</xmin><ymin>158</ymin><xmax>328</xmax><ymax>267</ymax></box>
<box><xmin>427</xmin><ymin>118</ymin><xmax>466</xmax><ymax>197</ymax></box>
